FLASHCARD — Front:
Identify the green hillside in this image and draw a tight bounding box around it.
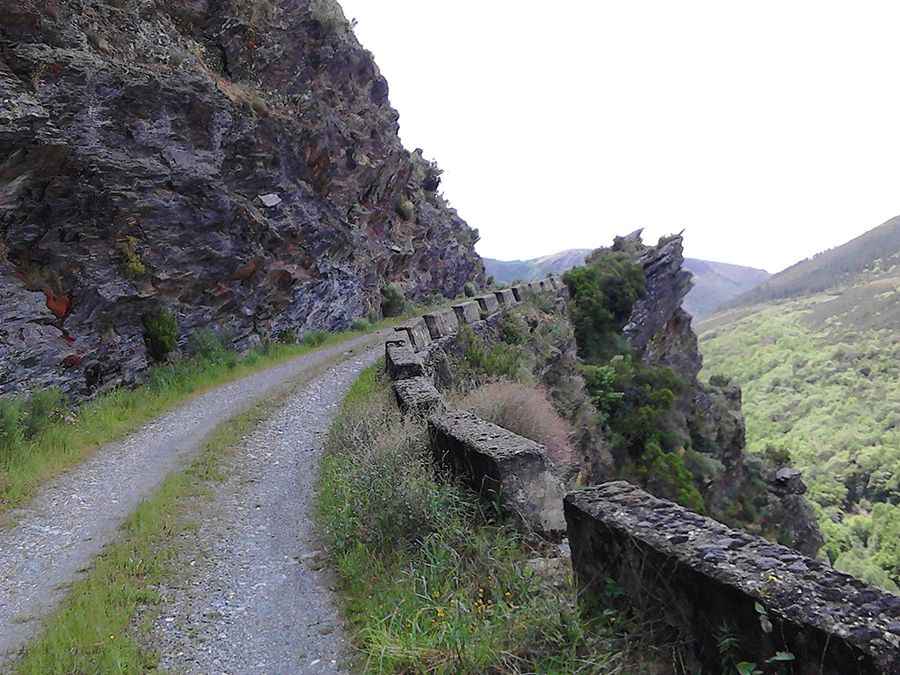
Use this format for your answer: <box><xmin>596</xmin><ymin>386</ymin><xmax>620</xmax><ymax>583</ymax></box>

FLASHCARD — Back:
<box><xmin>699</xmin><ymin>228</ymin><xmax>900</xmax><ymax>592</ymax></box>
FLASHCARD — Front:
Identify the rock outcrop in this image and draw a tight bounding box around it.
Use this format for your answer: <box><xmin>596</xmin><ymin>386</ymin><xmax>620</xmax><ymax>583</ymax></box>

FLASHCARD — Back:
<box><xmin>0</xmin><ymin>0</ymin><xmax>483</xmax><ymax>399</ymax></box>
<box><xmin>607</xmin><ymin>231</ymin><xmax>823</xmax><ymax>555</ymax></box>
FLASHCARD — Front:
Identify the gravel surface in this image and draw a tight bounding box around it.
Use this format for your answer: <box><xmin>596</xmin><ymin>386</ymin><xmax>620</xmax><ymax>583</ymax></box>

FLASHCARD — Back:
<box><xmin>0</xmin><ymin>331</ymin><xmax>386</xmax><ymax>666</ymax></box>
<box><xmin>147</xmin><ymin>348</ymin><xmax>382</xmax><ymax>674</ymax></box>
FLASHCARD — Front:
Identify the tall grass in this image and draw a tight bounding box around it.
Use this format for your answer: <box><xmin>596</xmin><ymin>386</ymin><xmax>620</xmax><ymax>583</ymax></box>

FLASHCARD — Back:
<box><xmin>316</xmin><ymin>364</ymin><xmax>649</xmax><ymax>673</ymax></box>
<box><xmin>0</xmin><ymin>325</ymin><xmax>379</xmax><ymax>515</ymax></box>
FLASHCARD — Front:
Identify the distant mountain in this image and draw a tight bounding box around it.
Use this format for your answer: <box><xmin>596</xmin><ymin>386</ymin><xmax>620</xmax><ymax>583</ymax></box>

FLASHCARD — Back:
<box><xmin>726</xmin><ymin>215</ymin><xmax>900</xmax><ymax>310</ymax></box>
<box><xmin>681</xmin><ymin>259</ymin><xmax>770</xmax><ymax>320</ymax></box>
<box><xmin>484</xmin><ymin>250</ymin><xmax>593</xmax><ymax>286</ymax></box>
<box><xmin>485</xmin><ymin>249</ymin><xmax>769</xmax><ymax>320</ymax></box>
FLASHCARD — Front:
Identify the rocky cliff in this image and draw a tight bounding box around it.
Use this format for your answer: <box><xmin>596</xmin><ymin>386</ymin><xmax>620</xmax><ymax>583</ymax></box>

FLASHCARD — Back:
<box><xmin>0</xmin><ymin>0</ymin><xmax>483</xmax><ymax>398</ymax></box>
<box><xmin>609</xmin><ymin>231</ymin><xmax>824</xmax><ymax>556</ymax></box>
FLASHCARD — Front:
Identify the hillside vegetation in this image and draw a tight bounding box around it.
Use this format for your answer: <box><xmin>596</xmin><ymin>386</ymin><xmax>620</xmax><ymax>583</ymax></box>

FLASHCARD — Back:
<box><xmin>699</xmin><ymin>223</ymin><xmax>900</xmax><ymax>591</ymax></box>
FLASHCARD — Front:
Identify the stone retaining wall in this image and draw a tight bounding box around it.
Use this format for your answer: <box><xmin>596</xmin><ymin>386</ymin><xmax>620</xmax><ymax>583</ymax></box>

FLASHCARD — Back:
<box><xmin>430</xmin><ymin>411</ymin><xmax>566</xmax><ymax>534</ymax></box>
<box><xmin>565</xmin><ymin>482</ymin><xmax>900</xmax><ymax>674</ymax></box>
<box><xmin>475</xmin><ymin>294</ymin><xmax>500</xmax><ymax>318</ymax></box>
<box><xmin>382</xmin><ymin>281</ymin><xmax>566</xmax><ymax>534</ymax></box>
<box><xmin>424</xmin><ymin>309</ymin><xmax>460</xmax><ymax>339</ymax></box>
<box><xmin>451</xmin><ymin>301</ymin><xmax>481</xmax><ymax>325</ymax></box>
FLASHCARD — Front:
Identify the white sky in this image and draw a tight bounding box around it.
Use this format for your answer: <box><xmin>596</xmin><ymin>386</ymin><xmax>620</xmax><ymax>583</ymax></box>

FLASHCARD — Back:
<box><xmin>339</xmin><ymin>1</ymin><xmax>900</xmax><ymax>272</ymax></box>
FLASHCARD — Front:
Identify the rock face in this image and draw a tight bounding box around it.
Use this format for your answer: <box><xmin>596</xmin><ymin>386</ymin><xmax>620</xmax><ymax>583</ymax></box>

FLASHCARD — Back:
<box><xmin>609</xmin><ymin>231</ymin><xmax>823</xmax><ymax>555</ymax></box>
<box><xmin>0</xmin><ymin>0</ymin><xmax>483</xmax><ymax>399</ymax></box>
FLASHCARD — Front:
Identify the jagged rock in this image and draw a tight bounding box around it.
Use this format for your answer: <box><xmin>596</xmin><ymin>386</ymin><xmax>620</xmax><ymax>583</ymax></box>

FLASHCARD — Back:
<box><xmin>612</xmin><ymin>232</ymin><xmax>823</xmax><ymax>556</ymax></box>
<box><xmin>0</xmin><ymin>0</ymin><xmax>482</xmax><ymax>399</ymax></box>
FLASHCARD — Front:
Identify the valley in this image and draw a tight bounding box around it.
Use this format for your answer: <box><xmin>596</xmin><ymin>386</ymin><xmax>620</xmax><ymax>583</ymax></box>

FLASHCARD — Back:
<box><xmin>699</xmin><ymin>218</ymin><xmax>900</xmax><ymax>591</ymax></box>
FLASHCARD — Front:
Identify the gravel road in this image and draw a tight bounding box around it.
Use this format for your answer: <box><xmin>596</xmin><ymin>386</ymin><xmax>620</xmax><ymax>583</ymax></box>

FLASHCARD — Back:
<box><xmin>0</xmin><ymin>332</ymin><xmax>386</xmax><ymax>667</ymax></box>
<box><xmin>146</xmin><ymin>348</ymin><xmax>381</xmax><ymax>674</ymax></box>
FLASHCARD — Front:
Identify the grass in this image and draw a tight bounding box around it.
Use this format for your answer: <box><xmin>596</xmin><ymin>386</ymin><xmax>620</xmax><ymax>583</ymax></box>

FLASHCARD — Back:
<box><xmin>0</xmin><ymin>323</ymin><xmax>390</xmax><ymax>518</ymax></box>
<box><xmin>316</xmin><ymin>364</ymin><xmax>659</xmax><ymax>673</ymax></box>
<box><xmin>14</xmin><ymin>351</ymin><xmax>345</xmax><ymax>673</ymax></box>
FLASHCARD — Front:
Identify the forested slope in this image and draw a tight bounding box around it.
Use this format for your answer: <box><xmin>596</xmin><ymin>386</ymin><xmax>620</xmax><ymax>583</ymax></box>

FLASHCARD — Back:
<box><xmin>700</xmin><ymin>230</ymin><xmax>900</xmax><ymax>591</ymax></box>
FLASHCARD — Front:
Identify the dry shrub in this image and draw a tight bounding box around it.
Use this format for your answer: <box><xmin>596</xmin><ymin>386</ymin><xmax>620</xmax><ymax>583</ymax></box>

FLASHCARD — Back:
<box><xmin>456</xmin><ymin>381</ymin><xmax>577</xmax><ymax>466</ymax></box>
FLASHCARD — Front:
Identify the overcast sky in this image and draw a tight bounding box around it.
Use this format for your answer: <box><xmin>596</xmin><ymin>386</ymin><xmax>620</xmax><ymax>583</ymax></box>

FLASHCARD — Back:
<box><xmin>339</xmin><ymin>1</ymin><xmax>900</xmax><ymax>273</ymax></box>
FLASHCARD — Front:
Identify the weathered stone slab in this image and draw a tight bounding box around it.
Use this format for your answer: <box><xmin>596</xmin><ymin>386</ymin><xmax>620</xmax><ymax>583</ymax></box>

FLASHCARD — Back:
<box><xmin>394</xmin><ymin>319</ymin><xmax>431</xmax><ymax>351</ymax></box>
<box><xmin>429</xmin><ymin>411</ymin><xmax>566</xmax><ymax>534</ymax></box>
<box><xmin>565</xmin><ymin>482</ymin><xmax>900</xmax><ymax>675</ymax></box>
<box><xmin>475</xmin><ymin>294</ymin><xmax>500</xmax><ymax>318</ymax></box>
<box><xmin>493</xmin><ymin>289</ymin><xmax>516</xmax><ymax>307</ymax></box>
<box><xmin>424</xmin><ymin>309</ymin><xmax>459</xmax><ymax>339</ymax></box>
<box><xmin>385</xmin><ymin>340</ymin><xmax>425</xmax><ymax>380</ymax></box>
<box><xmin>452</xmin><ymin>301</ymin><xmax>481</xmax><ymax>325</ymax></box>
<box><xmin>545</xmin><ymin>277</ymin><xmax>559</xmax><ymax>290</ymax></box>
<box><xmin>393</xmin><ymin>376</ymin><xmax>446</xmax><ymax>416</ymax></box>
<box><xmin>511</xmin><ymin>285</ymin><xmax>526</xmax><ymax>303</ymax></box>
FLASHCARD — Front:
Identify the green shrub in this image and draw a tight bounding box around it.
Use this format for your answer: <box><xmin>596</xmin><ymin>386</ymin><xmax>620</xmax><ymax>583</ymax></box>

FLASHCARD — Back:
<box><xmin>463</xmin><ymin>282</ymin><xmax>477</xmax><ymax>298</ymax></box>
<box><xmin>563</xmin><ymin>251</ymin><xmax>645</xmax><ymax>362</ymax></box>
<box><xmin>350</xmin><ymin>318</ymin><xmax>370</xmax><ymax>332</ymax></box>
<box><xmin>395</xmin><ymin>198</ymin><xmax>415</xmax><ymax>221</ymax></box>
<box><xmin>708</xmin><ymin>373</ymin><xmax>732</xmax><ymax>388</ymax></box>
<box><xmin>24</xmin><ymin>388</ymin><xmax>65</xmax><ymax>439</ymax></box>
<box><xmin>301</xmin><ymin>330</ymin><xmax>329</xmax><ymax>347</ymax></box>
<box><xmin>498</xmin><ymin>312</ymin><xmax>529</xmax><ymax>345</ymax></box>
<box><xmin>0</xmin><ymin>397</ymin><xmax>24</xmax><ymax>462</ymax></box>
<box><xmin>274</xmin><ymin>329</ymin><xmax>297</xmax><ymax>344</ymax></box>
<box><xmin>456</xmin><ymin>324</ymin><xmax>524</xmax><ymax>380</ymax></box>
<box><xmin>634</xmin><ymin>440</ymin><xmax>705</xmax><ymax>512</ymax></box>
<box><xmin>187</xmin><ymin>329</ymin><xmax>228</xmax><ymax>362</ymax></box>
<box><xmin>119</xmin><ymin>236</ymin><xmax>146</xmax><ymax>279</ymax></box>
<box><xmin>142</xmin><ymin>309</ymin><xmax>178</xmax><ymax>362</ymax></box>
<box><xmin>381</xmin><ymin>283</ymin><xmax>406</xmax><ymax>318</ymax></box>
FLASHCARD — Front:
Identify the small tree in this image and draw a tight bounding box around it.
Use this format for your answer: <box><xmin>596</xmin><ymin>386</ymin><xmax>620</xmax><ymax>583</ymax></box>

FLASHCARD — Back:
<box><xmin>463</xmin><ymin>282</ymin><xmax>477</xmax><ymax>298</ymax></box>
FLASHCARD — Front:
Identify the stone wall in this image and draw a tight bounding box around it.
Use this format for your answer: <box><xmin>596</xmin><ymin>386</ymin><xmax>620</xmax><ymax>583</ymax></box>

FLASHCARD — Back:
<box><xmin>565</xmin><ymin>482</ymin><xmax>900</xmax><ymax>674</ymax></box>
<box><xmin>383</xmin><ymin>283</ymin><xmax>900</xmax><ymax>671</ymax></box>
<box><xmin>383</xmin><ymin>279</ymin><xmax>566</xmax><ymax>534</ymax></box>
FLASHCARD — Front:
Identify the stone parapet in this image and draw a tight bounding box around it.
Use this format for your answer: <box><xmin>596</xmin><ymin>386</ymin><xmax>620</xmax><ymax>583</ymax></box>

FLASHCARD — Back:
<box><xmin>429</xmin><ymin>410</ymin><xmax>566</xmax><ymax>535</ymax></box>
<box><xmin>385</xmin><ymin>340</ymin><xmax>425</xmax><ymax>380</ymax></box>
<box><xmin>424</xmin><ymin>309</ymin><xmax>460</xmax><ymax>340</ymax></box>
<box><xmin>475</xmin><ymin>294</ymin><xmax>500</xmax><ymax>318</ymax></box>
<box><xmin>394</xmin><ymin>319</ymin><xmax>432</xmax><ymax>351</ymax></box>
<box><xmin>452</xmin><ymin>301</ymin><xmax>481</xmax><ymax>325</ymax></box>
<box><xmin>393</xmin><ymin>377</ymin><xmax>446</xmax><ymax>417</ymax></box>
<box><xmin>565</xmin><ymin>481</ymin><xmax>900</xmax><ymax>674</ymax></box>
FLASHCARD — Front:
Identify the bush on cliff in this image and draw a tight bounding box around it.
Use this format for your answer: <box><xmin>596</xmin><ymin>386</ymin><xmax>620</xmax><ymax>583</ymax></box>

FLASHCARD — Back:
<box><xmin>463</xmin><ymin>281</ymin><xmax>477</xmax><ymax>298</ymax></box>
<box><xmin>563</xmin><ymin>251</ymin><xmax>645</xmax><ymax>362</ymax></box>
<box><xmin>455</xmin><ymin>324</ymin><xmax>525</xmax><ymax>382</ymax></box>
<box><xmin>142</xmin><ymin>308</ymin><xmax>178</xmax><ymax>362</ymax></box>
<box><xmin>381</xmin><ymin>283</ymin><xmax>406</xmax><ymax>318</ymax></box>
